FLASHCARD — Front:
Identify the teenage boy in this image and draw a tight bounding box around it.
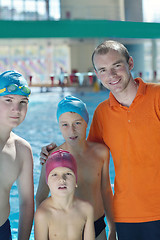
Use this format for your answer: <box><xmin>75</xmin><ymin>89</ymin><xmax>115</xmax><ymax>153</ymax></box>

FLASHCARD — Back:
<box><xmin>0</xmin><ymin>71</ymin><xmax>34</xmax><ymax>240</ymax></box>
<box><xmin>34</xmin><ymin>149</ymin><xmax>95</xmax><ymax>240</ymax></box>
<box><xmin>36</xmin><ymin>95</ymin><xmax>116</xmax><ymax>240</ymax></box>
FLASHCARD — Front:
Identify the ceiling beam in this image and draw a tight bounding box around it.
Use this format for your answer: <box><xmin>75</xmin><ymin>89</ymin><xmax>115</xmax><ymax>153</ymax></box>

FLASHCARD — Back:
<box><xmin>0</xmin><ymin>20</ymin><xmax>159</xmax><ymax>39</ymax></box>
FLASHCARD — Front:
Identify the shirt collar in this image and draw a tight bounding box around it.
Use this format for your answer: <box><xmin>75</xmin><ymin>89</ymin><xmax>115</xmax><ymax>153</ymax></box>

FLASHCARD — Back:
<box><xmin>109</xmin><ymin>78</ymin><xmax>147</xmax><ymax>107</ymax></box>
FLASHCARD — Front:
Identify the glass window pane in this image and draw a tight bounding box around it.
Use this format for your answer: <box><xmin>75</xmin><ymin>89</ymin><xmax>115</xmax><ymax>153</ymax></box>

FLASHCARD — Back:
<box><xmin>25</xmin><ymin>0</ymin><xmax>36</xmax><ymax>12</ymax></box>
<box><xmin>0</xmin><ymin>0</ymin><xmax>12</xmax><ymax>19</ymax></box>
<box><xmin>12</xmin><ymin>0</ymin><xmax>24</xmax><ymax>20</ymax></box>
<box><xmin>50</xmin><ymin>0</ymin><xmax>60</xmax><ymax>20</ymax></box>
<box><xmin>25</xmin><ymin>0</ymin><xmax>37</xmax><ymax>20</ymax></box>
<box><xmin>13</xmin><ymin>0</ymin><xmax>23</xmax><ymax>13</ymax></box>
<box><xmin>37</xmin><ymin>1</ymin><xmax>46</xmax><ymax>20</ymax></box>
<box><xmin>1</xmin><ymin>0</ymin><xmax>12</xmax><ymax>8</ymax></box>
<box><xmin>143</xmin><ymin>0</ymin><xmax>160</xmax><ymax>22</ymax></box>
<box><xmin>0</xmin><ymin>0</ymin><xmax>61</xmax><ymax>20</ymax></box>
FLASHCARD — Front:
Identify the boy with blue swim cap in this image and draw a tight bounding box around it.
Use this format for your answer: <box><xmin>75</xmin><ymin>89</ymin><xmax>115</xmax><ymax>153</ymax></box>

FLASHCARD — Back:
<box><xmin>0</xmin><ymin>70</ymin><xmax>31</xmax><ymax>97</ymax></box>
<box><xmin>57</xmin><ymin>95</ymin><xmax>89</xmax><ymax>124</ymax></box>
<box><xmin>0</xmin><ymin>70</ymin><xmax>34</xmax><ymax>240</ymax></box>
<box><xmin>36</xmin><ymin>95</ymin><xmax>116</xmax><ymax>240</ymax></box>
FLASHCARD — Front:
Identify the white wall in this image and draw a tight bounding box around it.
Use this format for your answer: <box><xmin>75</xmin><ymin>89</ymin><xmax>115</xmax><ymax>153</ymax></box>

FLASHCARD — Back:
<box><xmin>70</xmin><ymin>40</ymin><xmax>95</xmax><ymax>72</ymax></box>
<box><xmin>61</xmin><ymin>0</ymin><xmax>124</xmax><ymax>20</ymax></box>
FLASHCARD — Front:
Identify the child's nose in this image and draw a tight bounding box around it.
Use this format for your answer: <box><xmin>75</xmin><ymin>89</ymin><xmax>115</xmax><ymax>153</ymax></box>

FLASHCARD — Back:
<box><xmin>60</xmin><ymin>175</ymin><xmax>66</xmax><ymax>182</ymax></box>
<box><xmin>12</xmin><ymin>103</ymin><xmax>20</xmax><ymax>112</ymax></box>
<box><xmin>71</xmin><ymin>125</ymin><xmax>76</xmax><ymax>132</ymax></box>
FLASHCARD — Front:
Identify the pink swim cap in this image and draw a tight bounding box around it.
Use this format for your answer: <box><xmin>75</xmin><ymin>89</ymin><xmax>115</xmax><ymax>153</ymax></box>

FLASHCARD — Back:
<box><xmin>46</xmin><ymin>149</ymin><xmax>77</xmax><ymax>183</ymax></box>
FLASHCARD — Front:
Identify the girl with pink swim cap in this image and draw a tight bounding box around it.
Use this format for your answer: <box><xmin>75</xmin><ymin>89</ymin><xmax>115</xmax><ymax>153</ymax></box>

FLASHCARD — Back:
<box><xmin>34</xmin><ymin>149</ymin><xmax>95</xmax><ymax>240</ymax></box>
<box><xmin>45</xmin><ymin>149</ymin><xmax>78</xmax><ymax>183</ymax></box>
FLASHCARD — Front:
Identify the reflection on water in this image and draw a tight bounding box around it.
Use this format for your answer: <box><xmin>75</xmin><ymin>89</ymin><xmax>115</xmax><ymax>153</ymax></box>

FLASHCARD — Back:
<box><xmin>10</xmin><ymin>87</ymin><xmax>114</xmax><ymax>239</ymax></box>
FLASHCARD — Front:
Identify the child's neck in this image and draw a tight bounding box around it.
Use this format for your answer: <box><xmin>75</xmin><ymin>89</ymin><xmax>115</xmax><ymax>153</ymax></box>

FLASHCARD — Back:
<box><xmin>0</xmin><ymin>127</ymin><xmax>12</xmax><ymax>143</ymax></box>
<box><xmin>65</xmin><ymin>140</ymin><xmax>88</xmax><ymax>154</ymax></box>
<box><xmin>50</xmin><ymin>194</ymin><xmax>75</xmax><ymax>211</ymax></box>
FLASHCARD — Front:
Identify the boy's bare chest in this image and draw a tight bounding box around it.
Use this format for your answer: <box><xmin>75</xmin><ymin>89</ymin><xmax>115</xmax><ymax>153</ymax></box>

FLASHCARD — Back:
<box><xmin>48</xmin><ymin>210</ymin><xmax>84</xmax><ymax>240</ymax></box>
<box><xmin>77</xmin><ymin>155</ymin><xmax>102</xmax><ymax>184</ymax></box>
<box><xmin>0</xmin><ymin>144</ymin><xmax>21</xmax><ymax>188</ymax></box>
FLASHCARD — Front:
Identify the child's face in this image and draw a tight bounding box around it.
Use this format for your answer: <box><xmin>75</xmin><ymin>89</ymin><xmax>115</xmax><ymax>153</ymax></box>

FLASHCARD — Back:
<box><xmin>0</xmin><ymin>94</ymin><xmax>29</xmax><ymax>129</ymax></box>
<box><xmin>59</xmin><ymin>112</ymin><xmax>87</xmax><ymax>145</ymax></box>
<box><xmin>48</xmin><ymin>167</ymin><xmax>76</xmax><ymax>196</ymax></box>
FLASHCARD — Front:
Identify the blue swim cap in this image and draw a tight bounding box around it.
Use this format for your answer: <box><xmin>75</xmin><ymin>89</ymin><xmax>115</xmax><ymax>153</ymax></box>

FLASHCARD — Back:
<box><xmin>0</xmin><ymin>70</ymin><xmax>31</xmax><ymax>97</ymax></box>
<box><xmin>57</xmin><ymin>95</ymin><xmax>89</xmax><ymax>124</ymax></box>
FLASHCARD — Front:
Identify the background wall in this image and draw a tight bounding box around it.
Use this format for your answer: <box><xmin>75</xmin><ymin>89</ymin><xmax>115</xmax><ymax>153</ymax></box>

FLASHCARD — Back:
<box><xmin>0</xmin><ymin>0</ymin><xmax>159</xmax><ymax>83</ymax></box>
<box><xmin>61</xmin><ymin>0</ymin><xmax>124</xmax><ymax>20</ymax></box>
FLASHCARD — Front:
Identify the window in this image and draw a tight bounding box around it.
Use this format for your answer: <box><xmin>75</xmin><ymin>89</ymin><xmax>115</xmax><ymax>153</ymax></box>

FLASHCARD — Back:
<box><xmin>143</xmin><ymin>0</ymin><xmax>160</xmax><ymax>22</ymax></box>
<box><xmin>0</xmin><ymin>0</ymin><xmax>60</xmax><ymax>20</ymax></box>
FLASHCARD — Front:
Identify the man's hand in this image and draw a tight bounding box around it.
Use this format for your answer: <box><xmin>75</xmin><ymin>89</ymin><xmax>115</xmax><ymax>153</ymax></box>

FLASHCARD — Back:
<box><xmin>40</xmin><ymin>142</ymin><xmax>57</xmax><ymax>165</ymax></box>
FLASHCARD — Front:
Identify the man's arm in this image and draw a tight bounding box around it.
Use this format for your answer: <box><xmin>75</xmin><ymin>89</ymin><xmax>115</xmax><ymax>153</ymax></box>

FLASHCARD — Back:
<box><xmin>34</xmin><ymin>207</ymin><xmax>49</xmax><ymax>240</ymax></box>
<box><xmin>17</xmin><ymin>141</ymin><xmax>34</xmax><ymax>240</ymax></box>
<box><xmin>87</xmin><ymin>109</ymin><xmax>104</xmax><ymax>144</ymax></box>
<box><xmin>36</xmin><ymin>164</ymin><xmax>50</xmax><ymax>208</ymax></box>
<box><xmin>101</xmin><ymin>146</ymin><xmax>117</xmax><ymax>240</ymax></box>
<box><xmin>83</xmin><ymin>203</ymin><xmax>95</xmax><ymax>240</ymax></box>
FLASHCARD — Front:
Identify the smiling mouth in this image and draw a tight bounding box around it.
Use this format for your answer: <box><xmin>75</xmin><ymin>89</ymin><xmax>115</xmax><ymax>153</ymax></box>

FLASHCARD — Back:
<box><xmin>110</xmin><ymin>79</ymin><xmax>121</xmax><ymax>85</ymax></box>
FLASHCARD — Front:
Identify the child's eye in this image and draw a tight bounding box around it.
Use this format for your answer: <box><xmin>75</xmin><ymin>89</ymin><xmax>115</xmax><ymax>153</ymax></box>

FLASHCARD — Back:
<box><xmin>5</xmin><ymin>99</ymin><xmax>12</xmax><ymax>102</ymax></box>
<box><xmin>20</xmin><ymin>100</ymin><xmax>28</xmax><ymax>105</ymax></box>
<box><xmin>52</xmin><ymin>173</ymin><xmax>57</xmax><ymax>177</ymax></box>
<box><xmin>66</xmin><ymin>172</ymin><xmax>72</xmax><ymax>176</ymax></box>
<box><xmin>62</xmin><ymin>123</ymin><xmax>68</xmax><ymax>127</ymax></box>
<box><xmin>76</xmin><ymin>121</ymin><xmax>81</xmax><ymax>125</ymax></box>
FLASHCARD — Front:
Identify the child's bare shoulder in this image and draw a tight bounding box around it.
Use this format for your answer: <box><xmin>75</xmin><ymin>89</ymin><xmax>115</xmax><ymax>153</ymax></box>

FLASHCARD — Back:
<box><xmin>87</xmin><ymin>141</ymin><xmax>109</xmax><ymax>158</ymax></box>
<box><xmin>87</xmin><ymin>140</ymin><xmax>108</xmax><ymax>150</ymax></box>
<box><xmin>35</xmin><ymin>201</ymin><xmax>49</xmax><ymax>222</ymax></box>
<box><xmin>11</xmin><ymin>132</ymin><xmax>32</xmax><ymax>163</ymax></box>
<box><xmin>36</xmin><ymin>198</ymin><xmax>51</xmax><ymax>216</ymax></box>
<box><xmin>12</xmin><ymin>132</ymin><xmax>31</xmax><ymax>149</ymax></box>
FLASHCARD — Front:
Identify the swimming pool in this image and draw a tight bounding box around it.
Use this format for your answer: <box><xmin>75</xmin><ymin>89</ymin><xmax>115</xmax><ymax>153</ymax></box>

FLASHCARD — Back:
<box><xmin>10</xmin><ymin>86</ymin><xmax>115</xmax><ymax>239</ymax></box>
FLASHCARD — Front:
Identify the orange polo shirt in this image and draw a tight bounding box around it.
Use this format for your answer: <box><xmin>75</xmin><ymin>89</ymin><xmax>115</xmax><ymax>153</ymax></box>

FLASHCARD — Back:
<box><xmin>88</xmin><ymin>78</ymin><xmax>160</xmax><ymax>223</ymax></box>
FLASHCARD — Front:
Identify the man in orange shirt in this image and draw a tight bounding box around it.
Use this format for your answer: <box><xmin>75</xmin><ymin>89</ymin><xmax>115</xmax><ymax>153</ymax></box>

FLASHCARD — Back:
<box><xmin>88</xmin><ymin>40</ymin><xmax>160</xmax><ymax>240</ymax></box>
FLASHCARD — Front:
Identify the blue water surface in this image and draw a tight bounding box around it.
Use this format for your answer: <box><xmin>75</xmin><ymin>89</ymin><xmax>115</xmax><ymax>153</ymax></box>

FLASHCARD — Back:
<box><xmin>10</xmin><ymin>87</ymin><xmax>115</xmax><ymax>239</ymax></box>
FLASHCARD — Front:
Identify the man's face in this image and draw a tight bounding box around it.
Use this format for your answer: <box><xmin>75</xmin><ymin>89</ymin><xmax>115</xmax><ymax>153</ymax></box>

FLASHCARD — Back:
<box><xmin>94</xmin><ymin>49</ymin><xmax>134</xmax><ymax>95</ymax></box>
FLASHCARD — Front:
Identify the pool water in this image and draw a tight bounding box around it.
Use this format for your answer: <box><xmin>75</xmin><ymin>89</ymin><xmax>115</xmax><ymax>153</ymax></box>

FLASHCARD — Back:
<box><xmin>10</xmin><ymin>87</ymin><xmax>115</xmax><ymax>239</ymax></box>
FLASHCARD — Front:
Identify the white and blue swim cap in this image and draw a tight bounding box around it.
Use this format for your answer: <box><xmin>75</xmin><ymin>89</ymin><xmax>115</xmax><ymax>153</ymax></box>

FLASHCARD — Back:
<box><xmin>0</xmin><ymin>70</ymin><xmax>31</xmax><ymax>97</ymax></box>
<box><xmin>57</xmin><ymin>95</ymin><xmax>89</xmax><ymax>124</ymax></box>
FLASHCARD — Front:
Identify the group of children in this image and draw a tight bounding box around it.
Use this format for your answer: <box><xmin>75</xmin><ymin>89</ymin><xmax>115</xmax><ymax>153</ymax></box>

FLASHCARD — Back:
<box><xmin>0</xmin><ymin>70</ymin><xmax>115</xmax><ymax>240</ymax></box>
